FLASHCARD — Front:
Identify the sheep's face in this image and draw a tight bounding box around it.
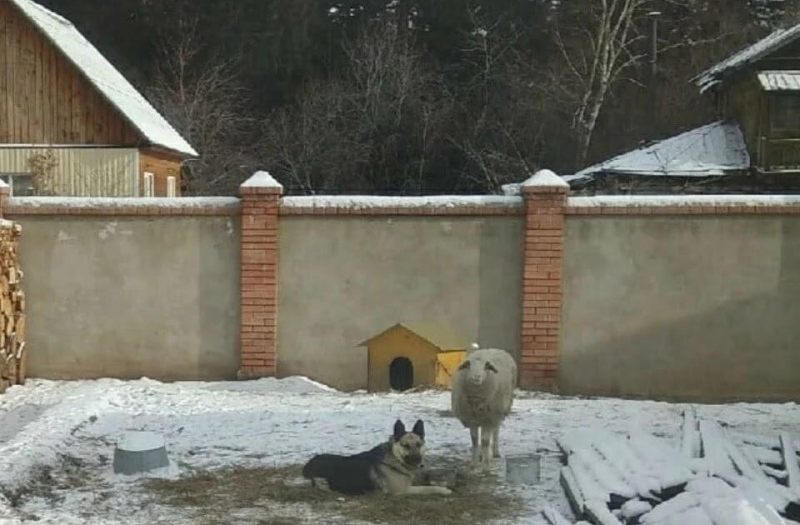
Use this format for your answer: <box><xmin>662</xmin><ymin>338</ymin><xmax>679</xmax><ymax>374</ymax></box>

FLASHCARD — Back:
<box><xmin>457</xmin><ymin>357</ymin><xmax>498</xmax><ymax>386</ymax></box>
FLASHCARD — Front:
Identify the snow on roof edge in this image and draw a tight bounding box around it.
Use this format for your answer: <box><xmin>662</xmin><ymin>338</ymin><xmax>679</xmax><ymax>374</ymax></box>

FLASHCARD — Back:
<box><xmin>572</xmin><ymin>120</ymin><xmax>750</xmax><ymax>179</ymax></box>
<box><xmin>9</xmin><ymin>0</ymin><xmax>198</xmax><ymax>158</ymax></box>
<box><xmin>693</xmin><ymin>24</ymin><xmax>800</xmax><ymax>93</ymax></box>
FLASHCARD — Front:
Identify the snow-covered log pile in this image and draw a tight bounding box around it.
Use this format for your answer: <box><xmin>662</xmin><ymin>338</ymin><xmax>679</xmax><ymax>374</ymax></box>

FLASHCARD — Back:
<box><xmin>0</xmin><ymin>220</ymin><xmax>25</xmax><ymax>393</ymax></box>
<box><xmin>548</xmin><ymin>408</ymin><xmax>800</xmax><ymax>525</ymax></box>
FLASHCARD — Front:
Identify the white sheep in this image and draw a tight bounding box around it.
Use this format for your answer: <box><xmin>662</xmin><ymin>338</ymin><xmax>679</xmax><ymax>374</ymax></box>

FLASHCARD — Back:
<box><xmin>450</xmin><ymin>343</ymin><xmax>518</xmax><ymax>467</ymax></box>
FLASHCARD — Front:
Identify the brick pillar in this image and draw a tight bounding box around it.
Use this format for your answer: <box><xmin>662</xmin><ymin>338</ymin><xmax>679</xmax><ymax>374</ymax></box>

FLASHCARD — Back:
<box><xmin>519</xmin><ymin>169</ymin><xmax>569</xmax><ymax>391</ymax></box>
<box><xmin>238</xmin><ymin>171</ymin><xmax>283</xmax><ymax>379</ymax></box>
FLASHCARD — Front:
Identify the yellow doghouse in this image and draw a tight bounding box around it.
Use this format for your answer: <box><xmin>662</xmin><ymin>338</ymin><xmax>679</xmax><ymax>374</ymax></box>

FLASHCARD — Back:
<box><xmin>357</xmin><ymin>322</ymin><xmax>469</xmax><ymax>392</ymax></box>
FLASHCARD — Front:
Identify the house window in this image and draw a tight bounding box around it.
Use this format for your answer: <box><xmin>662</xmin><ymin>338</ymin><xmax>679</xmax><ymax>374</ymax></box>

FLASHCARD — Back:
<box><xmin>0</xmin><ymin>173</ymin><xmax>36</xmax><ymax>196</ymax></box>
<box><xmin>770</xmin><ymin>95</ymin><xmax>800</xmax><ymax>135</ymax></box>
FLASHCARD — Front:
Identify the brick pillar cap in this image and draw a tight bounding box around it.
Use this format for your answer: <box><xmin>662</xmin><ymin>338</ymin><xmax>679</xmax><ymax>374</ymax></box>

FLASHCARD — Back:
<box><xmin>241</xmin><ymin>171</ymin><xmax>284</xmax><ymax>195</ymax></box>
<box><xmin>0</xmin><ymin>179</ymin><xmax>9</xmax><ymax>196</ymax></box>
<box><xmin>521</xmin><ymin>169</ymin><xmax>569</xmax><ymax>194</ymax></box>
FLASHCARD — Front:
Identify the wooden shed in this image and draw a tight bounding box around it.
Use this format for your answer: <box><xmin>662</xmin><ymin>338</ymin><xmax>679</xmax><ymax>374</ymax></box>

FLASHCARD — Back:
<box><xmin>357</xmin><ymin>322</ymin><xmax>469</xmax><ymax>393</ymax></box>
<box><xmin>0</xmin><ymin>0</ymin><xmax>197</xmax><ymax>197</ymax></box>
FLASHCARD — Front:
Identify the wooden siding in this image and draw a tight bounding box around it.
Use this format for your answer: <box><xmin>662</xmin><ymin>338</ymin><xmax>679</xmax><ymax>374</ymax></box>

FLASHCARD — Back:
<box><xmin>0</xmin><ymin>146</ymin><xmax>136</xmax><ymax>196</ymax></box>
<box><xmin>139</xmin><ymin>148</ymin><xmax>183</xmax><ymax>197</ymax></box>
<box><xmin>720</xmin><ymin>75</ymin><xmax>765</xmax><ymax>159</ymax></box>
<box><xmin>0</xmin><ymin>0</ymin><xmax>141</xmax><ymax>145</ymax></box>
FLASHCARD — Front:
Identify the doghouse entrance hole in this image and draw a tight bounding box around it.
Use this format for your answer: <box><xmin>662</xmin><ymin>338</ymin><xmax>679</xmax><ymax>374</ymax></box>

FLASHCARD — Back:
<box><xmin>389</xmin><ymin>357</ymin><xmax>413</xmax><ymax>391</ymax></box>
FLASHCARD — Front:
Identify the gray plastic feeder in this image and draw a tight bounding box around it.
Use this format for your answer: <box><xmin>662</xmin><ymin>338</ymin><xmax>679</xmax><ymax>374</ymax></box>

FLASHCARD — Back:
<box><xmin>505</xmin><ymin>454</ymin><xmax>541</xmax><ymax>485</ymax></box>
<box><xmin>422</xmin><ymin>467</ymin><xmax>458</xmax><ymax>489</ymax></box>
<box><xmin>113</xmin><ymin>431</ymin><xmax>170</xmax><ymax>475</ymax></box>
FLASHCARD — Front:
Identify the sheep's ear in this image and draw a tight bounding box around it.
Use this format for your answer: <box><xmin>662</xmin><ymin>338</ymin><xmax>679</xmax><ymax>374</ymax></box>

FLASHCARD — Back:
<box><xmin>458</xmin><ymin>360</ymin><xmax>471</xmax><ymax>371</ymax></box>
<box><xmin>485</xmin><ymin>361</ymin><xmax>498</xmax><ymax>373</ymax></box>
<box><xmin>393</xmin><ymin>419</ymin><xmax>406</xmax><ymax>440</ymax></box>
<box><xmin>412</xmin><ymin>419</ymin><xmax>425</xmax><ymax>438</ymax></box>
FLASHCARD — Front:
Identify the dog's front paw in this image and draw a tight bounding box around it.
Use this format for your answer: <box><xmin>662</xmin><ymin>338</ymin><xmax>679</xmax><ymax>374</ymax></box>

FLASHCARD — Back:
<box><xmin>436</xmin><ymin>486</ymin><xmax>453</xmax><ymax>495</ymax></box>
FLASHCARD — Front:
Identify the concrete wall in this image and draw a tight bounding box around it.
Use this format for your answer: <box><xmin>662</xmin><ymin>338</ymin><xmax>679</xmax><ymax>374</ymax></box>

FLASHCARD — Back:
<box><xmin>277</xmin><ymin>216</ymin><xmax>524</xmax><ymax>391</ymax></box>
<box><xmin>11</xmin><ymin>208</ymin><xmax>241</xmax><ymax>380</ymax></box>
<box><xmin>561</xmin><ymin>214</ymin><xmax>800</xmax><ymax>402</ymax></box>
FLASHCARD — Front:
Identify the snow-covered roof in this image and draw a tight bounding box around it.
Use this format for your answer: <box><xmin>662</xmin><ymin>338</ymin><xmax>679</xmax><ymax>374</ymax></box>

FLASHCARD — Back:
<box><xmin>694</xmin><ymin>23</ymin><xmax>800</xmax><ymax>93</ymax></box>
<box><xmin>757</xmin><ymin>70</ymin><xmax>800</xmax><ymax>91</ymax></box>
<box><xmin>8</xmin><ymin>0</ymin><xmax>198</xmax><ymax>157</ymax></box>
<box><xmin>570</xmin><ymin>121</ymin><xmax>750</xmax><ymax>182</ymax></box>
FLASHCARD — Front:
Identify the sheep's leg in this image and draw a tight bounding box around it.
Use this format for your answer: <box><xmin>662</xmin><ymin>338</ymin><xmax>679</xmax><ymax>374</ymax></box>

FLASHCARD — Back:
<box><xmin>469</xmin><ymin>427</ymin><xmax>481</xmax><ymax>464</ymax></box>
<box><xmin>492</xmin><ymin>425</ymin><xmax>501</xmax><ymax>458</ymax></box>
<box><xmin>479</xmin><ymin>426</ymin><xmax>492</xmax><ymax>467</ymax></box>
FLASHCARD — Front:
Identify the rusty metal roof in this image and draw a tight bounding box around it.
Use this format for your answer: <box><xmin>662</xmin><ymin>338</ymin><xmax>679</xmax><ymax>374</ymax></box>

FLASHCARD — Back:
<box><xmin>358</xmin><ymin>322</ymin><xmax>470</xmax><ymax>352</ymax></box>
<box><xmin>757</xmin><ymin>70</ymin><xmax>800</xmax><ymax>91</ymax></box>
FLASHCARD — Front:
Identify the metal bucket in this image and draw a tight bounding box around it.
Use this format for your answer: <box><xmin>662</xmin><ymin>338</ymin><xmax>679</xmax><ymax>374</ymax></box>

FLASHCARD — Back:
<box><xmin>504</xmin><ymin>454</ymin><xmax>541</xmax><ymax>485</ymax></box>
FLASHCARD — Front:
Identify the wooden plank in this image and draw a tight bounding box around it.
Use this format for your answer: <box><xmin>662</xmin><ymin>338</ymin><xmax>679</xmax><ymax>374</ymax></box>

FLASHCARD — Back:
<box><xmin>698</xmin><ymin>420</ymin><xmax>738</xmax><ymax>480</ymax></box>
<box><xmin>568</xmin><ymin>458</ymin><xmax>610</xmax><ymax>505</ymax></box>
<box><xmin>627</xmin><ymin>431</ymin><xmax>694</xmax><ymax>497</ymax></box>
<box><xmin>762</xmin><ymin>464</ymin><xmax>788</xmax><ymax>482</ymax></box>
<box><xmin>561</xmin><ymin>465</ymin><xmax>587</xmax><ymax>518</ymax></box>
<box><xmin>572</xmin><ymin>446</ymin><xmax>637</xmax><ymax>506</ymax></box>
<box><xmin>584</xmin><ymin>499</ymin><xmax>626</xmax><ymax>525</ymax></box>
<box><xmin>780</xmin><ymin>433</ymin><xmax>800</xmax><ymax>493</ymax></box>
<box><xmin>620</xmin><ymin>499</ymin><xmax>652</xmax><ymax>523</ymax></box>
<box><xmin>689</xmin><ymin>477</ymin><xmax>785</xmax><ymax>525</ymax></box>
<box><xmin>542</xmin><ymin>504</ymin><xmax>578</xmax><ymax>525</ymax></box>
<box><xmin>681</xmin><ymin>408</ymin><xmax>701</xmax><ymax>459</ymax></box>
<box><xmin>590</xmin><ymin>430</ymin><xmax>661</xmax><ymax>501</ymax></box>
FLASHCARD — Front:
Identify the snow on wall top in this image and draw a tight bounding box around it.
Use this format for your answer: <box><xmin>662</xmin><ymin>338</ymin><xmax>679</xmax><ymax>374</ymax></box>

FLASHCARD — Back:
<box><xmin>281</xmin><ymin>195</ymin><xmax>522</xmax><ymax>209</ymax></box>
<box><xmin>694</xmin><ymin>23</ymin><xmax>800</xmax><ymax>93</ymax></box>
<box><xmin>757</xmin><ymin>70</ymin><xmax>800</xmax><ymax>91</ymax></box>
<box><xmin>521</xmin><ymin>169</ymin><xmax>569</xmax><ymax>188</ymax></box>
<box><xmin>569</xmin><ymin>194</ymin><xmax>800</xmax><ymax>208</ymax></box>
<box><xmin>7</xmin><ymin>196</ymin><xmax>240</xmax><ymax>208</ymax></box>
<box><xmin>571</xmin><ymin>121</ymin><xmax>750</xmax><ymax>182</ymax></box>
<box><xmin>9</xmin><ymin>0</ymin><xmax>198</xmax><ymax>157</ymax></box>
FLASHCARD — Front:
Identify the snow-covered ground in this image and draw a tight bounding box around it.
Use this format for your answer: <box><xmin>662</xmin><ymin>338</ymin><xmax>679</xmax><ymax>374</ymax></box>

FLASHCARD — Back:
<box><xmin>0</xmin><ymin>376</ymin><xmax>798</xmax><ymax>524</ymax></box>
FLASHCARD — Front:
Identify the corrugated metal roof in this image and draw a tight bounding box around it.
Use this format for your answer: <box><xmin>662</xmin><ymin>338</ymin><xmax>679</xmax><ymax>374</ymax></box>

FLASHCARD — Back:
<box><xmin>8</xmin><ymin>0</ymin><xmax>198</xmax><ymax>157</ymax></box>
<box><xmin>358</xmin><ymin>322</ymin><xmax>470</xmax><ymax>352</ymax></box>
<box><xmin>571</xmin><ymin>120</ymin><xmax>750</xmax><ymax>181</ymax></box>
<box><xmin>694</xmin><ymin>24</ymin><xmax>800</xmax><ymax>93</ymax></box>
<box><xmin>757</xmin><ymin>70</ymin><xmax>800</xmax><ymax>91</ymax></box>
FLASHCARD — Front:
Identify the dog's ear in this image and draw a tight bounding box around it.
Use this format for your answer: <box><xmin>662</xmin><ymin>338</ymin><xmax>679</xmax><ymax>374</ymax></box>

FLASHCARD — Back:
<box><xmin>412</xmin><ymin>419</ymin><xmax>425</xmax><ymax>439</ymax></box>
<box><xmin>458</xmin><ymin>360</ymin><xmax>471</xmax><ymax>371</ymax></box>
<box><xmin>393</xmin><ymin>419</ymin><xmax>406</xmax><ymax>440</ymax></box>
<box><xmin>484</xmin><ymin>361</ymin><xmax>498</xmax><ymax>373</ymax></box>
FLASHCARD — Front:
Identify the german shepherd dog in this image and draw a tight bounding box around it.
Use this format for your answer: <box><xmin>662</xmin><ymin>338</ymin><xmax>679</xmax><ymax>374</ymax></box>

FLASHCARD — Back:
<box><xmin>301</xmin><ymin>419</ymin><xmax>452</xmax><ymax>496</ymax></box>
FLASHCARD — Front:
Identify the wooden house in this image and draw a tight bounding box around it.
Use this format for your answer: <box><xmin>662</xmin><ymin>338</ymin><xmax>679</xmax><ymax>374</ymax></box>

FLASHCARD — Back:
<box><xmin>0</xmin><ymin>0</ymin><xmax>197</xmax><ymax>197</ymax></box>
<box><xmin>695</xmin><ymin>24</ymin><xmax>800</xmax><ymax>175</ymax></box>
<box><xmin>357</xmin><ymin>322</ymin><xmax>469</xmax><ymax>393</ymax></box>
<box><xmin>562</xmin><ymin>23</ymin><xmax>800</xmax><ymax>195</ymax></box>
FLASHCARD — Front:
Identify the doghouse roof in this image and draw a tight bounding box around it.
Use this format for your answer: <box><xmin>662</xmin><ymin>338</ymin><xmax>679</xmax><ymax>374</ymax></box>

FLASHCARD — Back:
<box><xmin>357</xmin><ymin>322</ymin><xmax>470</xmax><ymax>353</ymax></box>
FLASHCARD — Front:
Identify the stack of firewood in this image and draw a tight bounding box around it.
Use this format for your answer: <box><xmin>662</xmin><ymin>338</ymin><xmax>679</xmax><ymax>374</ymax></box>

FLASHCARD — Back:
<box><xmin>0</xmin><ymin>220</ymin><xmax>25</xmax><ymax>394</ymax></box>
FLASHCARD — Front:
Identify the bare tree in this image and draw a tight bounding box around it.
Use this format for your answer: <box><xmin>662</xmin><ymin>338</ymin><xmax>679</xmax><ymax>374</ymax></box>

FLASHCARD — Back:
<box><xmin>446</xmin><ymin>9</ymin><xmax>548</xmax><ymax>193</ymax></box>
<box><xmin>551</xmin><ymin>0</ymin><xmax>652</xmax><ymax>168</ymax></box>
<box><xmin>259</xmin><ymin>16</ymin><xmax>448</xmax><ymax>195</ymax></box>
<box><xmin>147</xmin><ymin>16</ymin><xmax>256</xmax><ymax>195</ymax></box>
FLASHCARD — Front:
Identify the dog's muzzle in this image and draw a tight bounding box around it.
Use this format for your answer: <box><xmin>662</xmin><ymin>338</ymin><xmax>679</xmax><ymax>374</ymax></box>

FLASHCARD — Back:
<box><xmin>405</xmin><ymin>454</ymin><xmax>423</xmax><ymax>467</ymax></box>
